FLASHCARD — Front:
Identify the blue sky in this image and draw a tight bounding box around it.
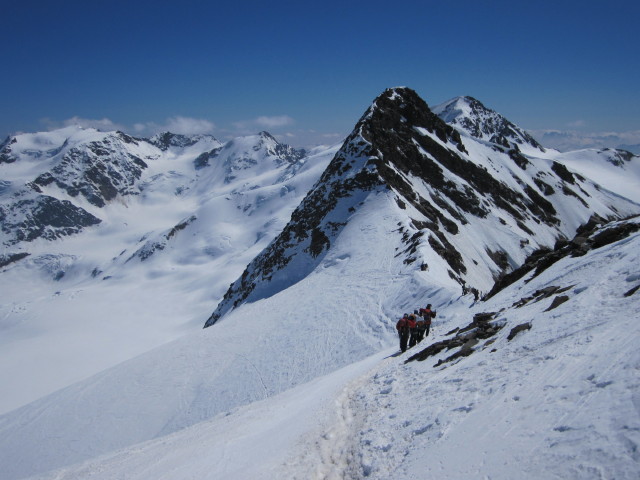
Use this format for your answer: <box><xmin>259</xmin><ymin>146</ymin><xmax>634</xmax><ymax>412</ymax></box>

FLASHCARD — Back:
<box><xmin>2</xmin><ymin>0</ymin><xmax>639</xmax><ymax>149</ymax></box>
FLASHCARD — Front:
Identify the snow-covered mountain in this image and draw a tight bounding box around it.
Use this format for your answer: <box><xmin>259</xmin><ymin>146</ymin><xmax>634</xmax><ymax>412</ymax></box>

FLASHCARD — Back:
<box><xmin>0</xmin><ymin>126</ymin><xmax>337</xmax><ymax>414</ymax></box>
<box><xmin>432</xmin><ymin>95</ymin><xmax>546</xmax><ymax>154</ymax></box>
<box><xmin>206</xmin><ymin>87</ymin><xmax>638</xmax><ymax>326</ymax></box>
<box><xmin>434</xmin><ymin>95</ymin><xmax>640</xmax><ymax>203</ymax></box>
<box><xmin>1</xmin><ymin>87</ymin><xmax>639</xmax><ymax>480</ymax></box>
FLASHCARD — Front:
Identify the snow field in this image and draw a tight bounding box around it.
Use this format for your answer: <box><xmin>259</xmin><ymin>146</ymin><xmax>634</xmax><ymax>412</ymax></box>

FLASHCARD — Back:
<box><xmin>340</xmin><ymin>224</ymin><xmax>640</xmax><ymax>479</ymax></box>
<box><xmin>0</xmin><ymin>135</ymin><xmax>338</xmax><ymax>414</ymax></box>
<box><xmin>0</xmin><ymin>189</ymin><xmax>462</xmax><ymax>479</ymax></box>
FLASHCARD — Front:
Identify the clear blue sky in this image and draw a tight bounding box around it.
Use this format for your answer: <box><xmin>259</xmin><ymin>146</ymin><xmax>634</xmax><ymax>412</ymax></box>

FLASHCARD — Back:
<box><xmin>2</xmin><ymin>0</ymin><xmax>639</xmax><ymax>147</ymax></box>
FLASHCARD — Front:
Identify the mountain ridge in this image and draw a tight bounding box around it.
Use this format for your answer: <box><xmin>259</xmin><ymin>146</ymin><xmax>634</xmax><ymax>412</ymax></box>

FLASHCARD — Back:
<box><xmin>206</xmin><ymin>87</ymin><xmax>640</xmax><ymax>326</ymax></box>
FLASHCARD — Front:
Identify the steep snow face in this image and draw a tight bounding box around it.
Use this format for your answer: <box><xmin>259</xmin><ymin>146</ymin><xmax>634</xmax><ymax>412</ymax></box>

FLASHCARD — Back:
<box><xmin>207</xmin><ymin>87</ymin><xmax>640</xmax><ymax>326</ymax></box>
<box><xmin>433</xmin><ymin>95</ymin><xmax>545</xmax><ymax>155</ymax></box>
<box><xmin>552</xmin><ymin>148</ymin><xmax>640</xmax><ymax>203</ymax></box>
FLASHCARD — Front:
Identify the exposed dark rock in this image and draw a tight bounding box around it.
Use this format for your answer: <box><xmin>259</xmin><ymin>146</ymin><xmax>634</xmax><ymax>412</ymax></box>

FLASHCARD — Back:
<box><xmin>624</xmin><ymin>285</ymin><xmax>640</xmax><ymax>297</ymax></box>
<box><xmin>0</xmin><ymin>252</ymin><xmax>30</xmax><ymax>268</ymax></box>
<box><xmin>507</xmin><ymin>322</ymin><xmax>532</xmax><ymax>341</ymax></box>
<box><xmin>512</xmin><ymin>285</ymin><xmax>573</xmax><ymax>309</ymax></box>
<box><xmin>533</xmin><ymin>177</ymin><xmax>555</xmax><ymax>196</ymax></box>
<box><xmin>551</xmin><ymin>161</ymin><xmax>575</xmax><ymax>184</ymax></box>
<box><xmin>308</xmin><ymin>228</ymin><xmax>330</xmax><ymax>258</ymax></box>
<box><xmin>128</xmin><ymin>215</ymin><xmax>197</xmax><ymax>262</ymax></box>
<box><xmin>591</xmin><ymin>222</ymin><xmax>640</xmax><ymax>249</ymax></box>
<box><xmin>0</xmin><ymin>136</ymin><xmax>18</xmax><ymax>164</ymax></box>
<box><xmin>32</xmin><ymin>134</ymin><xmax>149</xmax><ymax>207</ymax></box>
<box><xmin>524</xmin><ymin>185</ymin><xmax>558</xmax><ymax>224</ymax></box>
<box><xmin>148</xmin><ymin>132</ymin><xmax>211</xmax><ymax>151</ymax></box>
<box><xmin>405</xmin><ymin>312</ymin><xmax>504</xmax><ymax>365</ymax></box>
<box><xmin>486</xmin><ymin>248</ymin><xmax>510</xmax><ymax>278</ymax></box>
<box><xmin>485</xmin><ymin>216</ymin><xmax>639</xmax><ymax>300</ymax></box>
<box><xmin>602</xmin><ymin>148</ymin><xmax>637</xmax><ymax>166</ymax></box>
<box><xmin>1</xmin><ymin>195</ymin><xmax>101</xmax><ymax>246</ymax></box>
<box><xmin>545</xmin><ymin>295</ymin><xmax>570</xmax><ymax>311</ymax></box>
<box><xmin>508</xmin><ymin>149</ymin><xmax>531</xmax><ymax>169</ymax></box>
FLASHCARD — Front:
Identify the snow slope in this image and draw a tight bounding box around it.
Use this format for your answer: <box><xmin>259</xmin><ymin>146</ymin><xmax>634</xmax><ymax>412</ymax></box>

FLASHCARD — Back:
<box><xmin>552</xmin><ymin>148</ymin><xmax>640</xmax><ymax>203</ymax></box>
<box><xmin>0</xmin><ymin>190</ymin><xmax>457</xmax><ymax>479</ymax></box>
<box><xmin>23</xmin><ymin>217</ymin><xmax>640</xmax><ymax>480</ymax></box>
<box><xmin>434</xmin><ymin>96</ymin><xmax>640</xmax><ymax>205</ymax></box>
<box><xmin>0</xmin><ymin>128</ymin><xmax>338</xmax><ymax>414</ymax></box>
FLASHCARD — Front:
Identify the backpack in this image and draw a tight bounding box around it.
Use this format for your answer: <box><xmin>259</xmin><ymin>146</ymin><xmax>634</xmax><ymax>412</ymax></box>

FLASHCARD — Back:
<box><xmin>397</xmin><ymin>318</ymin><xmax>409</xmax><ymax>333</ymax></box>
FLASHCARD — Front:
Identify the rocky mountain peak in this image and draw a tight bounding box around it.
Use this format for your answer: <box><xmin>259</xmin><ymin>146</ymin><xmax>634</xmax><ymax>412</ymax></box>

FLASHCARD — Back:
<box><xmin>148</xmin><ymin>131</ymin><xmax>218</xmax><ymax>151</ymax></box>
<box><xmin>194</xmin><ymin>131</ymin><xmax>306</xmax><ymax>177</ymax></box>
<box><xmin>204</xmin><ymin>87</ymin><xmax>640</xmax><ymax>327</ymax></box>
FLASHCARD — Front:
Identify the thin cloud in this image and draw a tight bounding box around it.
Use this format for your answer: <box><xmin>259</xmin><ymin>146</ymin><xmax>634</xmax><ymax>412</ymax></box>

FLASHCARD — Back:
<box><xmin>233</xmin><ymin>115</ymin><xmax>295</xmax><ymax>132</ymax></box>
<box><xmin>255</xmin><ymin>115</ymin><xmax>294</xmax><ymax>128</ymax></box>
<box><xmin>567</xmin><ymin>120</ymin><xmax>586</xmax><ymax>128</ymax></box>
<box><xmin>529</xmin><ymin>128</ymin><xmax>640</xmax><ymax>153</ymax></box>
<box><xmin>138</xmin><ymin>117</ymin><xmax>216</xmax><ymax>136</ymax></box>
<box><xmin>43</xmin><ymin>116</ymin><xmax>126</xmax><ymax>132</ymax></box>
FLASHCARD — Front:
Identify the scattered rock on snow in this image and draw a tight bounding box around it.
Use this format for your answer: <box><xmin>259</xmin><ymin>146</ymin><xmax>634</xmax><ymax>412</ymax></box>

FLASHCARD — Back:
<box><xmin>623</xmin><ymin>285</ymin><xmax>640</xmax><ymax>297</ymax></box>
<box><xmin>507</xmin><ymin>322</ymin><xmax>532</xmax><ymax>341</ymax></box>
<box><xmin>545</xmin><ymin>295</ymin><xmax>570</xmax><ymax>311</ymax></box>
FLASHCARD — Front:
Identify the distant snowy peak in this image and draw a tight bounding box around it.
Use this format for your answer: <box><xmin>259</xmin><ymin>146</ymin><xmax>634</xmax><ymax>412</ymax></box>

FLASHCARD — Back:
<box><xmin>433</xmin><ymin>96</ymin><xmax>545</xmax><ymax>153</ymax></box>
<box><xmin>194</xmin><ymin>131</ymin><xmax>306</xmax><ymax>184</ymax></box>
<box><xmin>30</xmin><ymin>131</ymin><xmax>156</xmax><ymax>208</ymax></box>
<box><xmin>0</xmin><ymin>126</ymin><xmax>97</xmax><ymax>165</ymax></box>
<box><xmin>595</xmin><ymin>147</ymin><xmax>638</xmax><ymax>167</ymax></box>
<box><xmin>148</xmin><ymin>132</ymin><xmax>220</xmax><ymax>151</ymax></box>
<box><xmin>256</xmin><ymin>131</ymin><xmax>307</xmax><ymax>164</ymax></box>
<box><xmin>0</xmin><ymin>128</ymin><xmax>160</xmax><ymax>246</ymax></box>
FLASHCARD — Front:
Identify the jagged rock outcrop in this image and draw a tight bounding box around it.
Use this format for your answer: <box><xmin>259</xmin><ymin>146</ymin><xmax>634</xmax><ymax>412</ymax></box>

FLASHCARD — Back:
<box><xmin>484</xmin><ymin>215</ymin><xmax>640</xmax><ymax>299</ymax></box>
<box><xmin>127</xmin><ymin>215</ymin><xmax>198</xmax><ymax>262</ymax></box>
<box><xmin>31</xmin><ymin>131</ymin><xmax>152</xmax><ymax>207</ymax></box>
<box><xmin>148</xmin><ymin>132</ymin><xmax>219</xmax><ymax>151</ymax></box>
<box><xmin>0</xmin><ymin>193</ymin><xmax>101</xmax><ymax>246</ymax></box>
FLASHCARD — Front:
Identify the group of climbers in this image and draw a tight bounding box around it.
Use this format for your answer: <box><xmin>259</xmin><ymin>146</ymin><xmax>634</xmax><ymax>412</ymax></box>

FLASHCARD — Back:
<box><xmin>395</xmin><ymin>304</ymin><xmax>437</xmax><ymax>353</ymax></box>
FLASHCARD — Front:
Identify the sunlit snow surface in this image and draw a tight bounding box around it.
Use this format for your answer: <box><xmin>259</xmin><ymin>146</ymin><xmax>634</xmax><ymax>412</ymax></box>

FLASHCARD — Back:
<box><xmin>0</xmin><ymin>127</ymin><xmax>339</xmax><ymax>414</ymax></box>
<box><xmin>2</xmin><ymin>109</ymin><xmax>640</xmax><ymax>480</ymax></box>
<box><xmin>16</xmin><ymin>218</ymin><xmax>640</xmax><ymax>480</ymax></box>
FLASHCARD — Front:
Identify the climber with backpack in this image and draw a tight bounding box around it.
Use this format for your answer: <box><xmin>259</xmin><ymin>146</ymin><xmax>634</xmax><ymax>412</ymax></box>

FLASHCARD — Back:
<box><xmin>414</xmin><ymin>309</ymin><xmax>427</xmax><ymax>344</ymax></box>
<box><xmin>408</xmin><ymin>312</ymin><xmax>420</xmax><ymax>348</ymax></box>
<box><xmin>396</xmin><ymin>313</ymin><xmax>411</xmax><ymax>352</ymax></box>
<box><xmin>418</xmin><ymin>304</ymin><xmax>437</xmax><ymax>338</ymax></box>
